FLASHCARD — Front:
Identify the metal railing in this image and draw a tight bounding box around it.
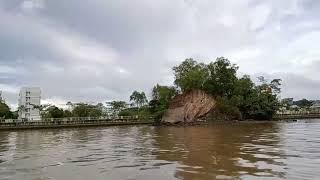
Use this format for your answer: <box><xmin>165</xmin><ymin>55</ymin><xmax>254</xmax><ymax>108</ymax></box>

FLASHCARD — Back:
<box><xmin>274</xmin><ymin>112</ymin><xmax>320</xmax><ymax>119</ymax></box>
<box><xmin>0</xmin><ymin>116</ymin><xmax>155</xmax><ymax>129</ymax></box>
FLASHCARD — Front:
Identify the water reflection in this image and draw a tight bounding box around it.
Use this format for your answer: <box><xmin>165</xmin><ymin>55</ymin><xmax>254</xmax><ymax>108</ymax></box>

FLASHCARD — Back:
<box><xmin>152</xmin><ymin>123</ymin><xmax>287</xmax><ymax>179</ymax></box>
<box><xmin>0</xmin><ymin>121</ymin><xmax>320</xmax><ymax>180</ymax></box>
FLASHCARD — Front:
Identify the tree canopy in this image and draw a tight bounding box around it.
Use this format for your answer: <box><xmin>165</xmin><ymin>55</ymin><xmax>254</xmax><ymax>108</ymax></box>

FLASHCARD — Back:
<box><xmin>173</xmin><ymin>57</ymin><xmax>239</xmax><ymax>97</ymax></box>
<box><xmin>107</xmin><ymin>101</ymin><xmax>127</xmax><ymax>116</ymax></box>
<box><xmin>173</xmin><ymin>58</ymin><xmax>209</xmax><ymax>92</ymax></box>
<box><xmin>149</xmin><ymin>84</ymin><xmax>178</xmax><ymax>119</ymax></box>
<box><xmin>130</xmin><ymin>91</ymin><xmax>148</xmax><ymax>108</ymax></box>
<box><xmin>0</xmin><ymin>101</ymin><xmax>13</xmax><ymax>119</ymax></box>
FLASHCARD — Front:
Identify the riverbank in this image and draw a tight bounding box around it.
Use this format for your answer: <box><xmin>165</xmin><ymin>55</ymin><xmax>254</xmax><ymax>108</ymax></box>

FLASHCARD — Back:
<box><xmin>2</xmin><ymin>117</ymin><xmax>317</xmax><ymax>131</ymax></box>
<box><xmin>0</xmin><ymin>118</ymin><xmax>154</xmax><ymax>130</ymax></box>
<box><xmin>158</xmin><ymin>118</ymin><xmax>312</xmax><ymax>127</ymax></box>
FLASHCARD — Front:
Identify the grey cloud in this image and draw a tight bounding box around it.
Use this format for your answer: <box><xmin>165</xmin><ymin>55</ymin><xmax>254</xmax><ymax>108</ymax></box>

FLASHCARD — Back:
<box><xmin>39</xmin><ymin>0</ymin><xmax>183</xmax><ymax>53</ymax></box>
<box><xmin>278</xmin><ymin>73</ymin><xmax>320</xmax><ymax>100</ymax></box>
<box><xmin>1</xmin><ymin>0</ymin><xmax>320</xmax><ymax>108</ymax></box>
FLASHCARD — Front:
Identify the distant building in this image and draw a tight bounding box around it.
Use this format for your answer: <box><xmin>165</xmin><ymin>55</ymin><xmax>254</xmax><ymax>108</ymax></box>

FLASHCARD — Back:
<box><xmin>18</xmin><ymin>87</ymin><xmax>41</xmax><ymax>121</ymax></box>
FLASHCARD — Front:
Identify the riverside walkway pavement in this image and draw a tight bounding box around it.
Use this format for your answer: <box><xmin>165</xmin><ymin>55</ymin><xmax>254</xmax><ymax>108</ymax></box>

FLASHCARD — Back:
<box><xmin>0</xmin><ymin>116</ymin><xmax>155</xmax><ymax>130</ymax></box>
<box><xmin>273</xmin><ymin>112</ymin><xmax>320</xmax><ymax>120</ymax></box>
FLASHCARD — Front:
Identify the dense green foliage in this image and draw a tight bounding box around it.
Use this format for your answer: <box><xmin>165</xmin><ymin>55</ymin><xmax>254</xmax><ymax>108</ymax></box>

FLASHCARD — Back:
<box><xmin>0</xmin><ymin>101</ymin><xmax>14</xmax><ymax>119</ymax></box>
<box><xmin>37</xmin><ymin>91</ymin><xmax>150</xmax><ymax>119</ymax></box>
<box><xmin>205</xmin><ymin>57</ymin><xmax>239</xmax><ymax>97</ymax></box>
<box><xmin>117</xmin><ymin>90</ymin><xmax>151</xmax><ymax>117</ymax></box>
<box><xmin>71</xmin><ymin>103</ymin><xmax>105</xmax><ymax>117</ymax></box>
<box><xmin>46</xmin><ymin>106</ymin><xmax>64</xmax><ymax>118</ymax></box>
<box><xmin>41</xmin><ymin>103</ymin><xmax>106</xmax><ymax>118</ymax></box>
<box><xmin>119</xmin><ymin>106</ymin><xmax>152</xmax><ymax>117</ymax></box>
<box><xmin>130</xmin><ymin>91</ymin><xmax>148</xmax><ymax>108</ymax></box>
<box><xmin>107</xmin><ymin>101</ymin><xmax>127</xmax><ymax>116</ymax></box>
<box><xmin>149</xmin><ymin>84</ymin><xmax>178</xmax><ymax>119</ymax></box>
<box><xmin>172</xmin><ymin>57</ymin><xmax>282</xmax><ymax>120</ymax></box>
<box><xmin>173</xmin><ymin>58</ymin><xmax>209</xmax><ymax>92</ymax></box>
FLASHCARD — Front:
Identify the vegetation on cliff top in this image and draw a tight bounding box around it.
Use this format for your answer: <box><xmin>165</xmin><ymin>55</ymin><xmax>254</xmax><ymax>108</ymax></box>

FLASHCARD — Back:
<box><xmin>169</xmin><ymin>57</ymin><xmax>281</xmax><ymax>120</ymax></box>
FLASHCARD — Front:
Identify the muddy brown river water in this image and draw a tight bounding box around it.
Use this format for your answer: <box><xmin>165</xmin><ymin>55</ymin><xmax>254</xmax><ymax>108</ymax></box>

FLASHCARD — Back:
<box><xmin>0</xmin><ymin>120</ymin><xmax>320</xmax><ymax>180</ymax></box>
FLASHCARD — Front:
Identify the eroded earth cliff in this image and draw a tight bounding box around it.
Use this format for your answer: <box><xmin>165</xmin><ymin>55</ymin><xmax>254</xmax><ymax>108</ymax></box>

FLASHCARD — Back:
<box><xmin>162</xmin><ymin>90</ymin><xmax>216</xmax><ymax>124</ymax></box>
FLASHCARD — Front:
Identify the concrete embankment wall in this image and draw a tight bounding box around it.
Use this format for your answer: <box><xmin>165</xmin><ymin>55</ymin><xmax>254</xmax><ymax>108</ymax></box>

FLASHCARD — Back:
<box><xmin>273</xmin><ymin>113</ymin><xmax>320</xmax><ymax>120</ymax></box>
<box><xmin>0</xmin><ymin>120</ymin><xmax>154</xmax><ymax>130</ymax></box>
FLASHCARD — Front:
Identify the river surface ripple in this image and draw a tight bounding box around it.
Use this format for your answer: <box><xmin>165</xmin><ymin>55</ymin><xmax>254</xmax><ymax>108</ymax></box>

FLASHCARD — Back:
<box><xmin>1</xmin><ymin>119</ymin><xmax>320</xmax><ymax>180</ymax></box>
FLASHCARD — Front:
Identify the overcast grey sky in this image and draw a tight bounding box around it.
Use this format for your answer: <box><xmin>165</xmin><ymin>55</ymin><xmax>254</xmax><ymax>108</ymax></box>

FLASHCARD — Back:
<box><xmin>1</xmin><ymin>0</ymin><xmax>320</xmax><ymax>108</ymax></box>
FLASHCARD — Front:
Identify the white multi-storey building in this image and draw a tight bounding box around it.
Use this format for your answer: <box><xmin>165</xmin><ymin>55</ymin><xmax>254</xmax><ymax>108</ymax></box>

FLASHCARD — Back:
<box><xmin>18</xmin><ymin>87</ymin><xmax>41</xmax><ymax>121</ymax></box>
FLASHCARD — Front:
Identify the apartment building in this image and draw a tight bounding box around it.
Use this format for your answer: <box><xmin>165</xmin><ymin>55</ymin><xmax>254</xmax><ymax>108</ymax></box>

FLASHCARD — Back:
<box><xmin>18</xmin><ymin>87</ymin><xmax>41</xmax><ymax>121</ymax></box>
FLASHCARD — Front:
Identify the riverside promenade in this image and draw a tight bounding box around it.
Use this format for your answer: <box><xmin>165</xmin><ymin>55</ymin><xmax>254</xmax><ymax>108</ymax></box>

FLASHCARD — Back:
<box><xmin>0</xmin><ymin>116</ymin><xmax>155</xmax><ymax>130</ymax></box>
<box><xmin>273</xmin><ymin>112</ymin><xmax>320</xmax><ymax>120</ymax></box>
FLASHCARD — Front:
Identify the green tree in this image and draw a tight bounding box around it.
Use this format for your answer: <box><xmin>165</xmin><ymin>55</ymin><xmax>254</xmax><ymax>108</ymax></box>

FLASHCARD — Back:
<box><xmin>173</xmin><ymin>58</ymin><xmax>209</xmax><ymax>92</ymax></box>
<box><xmin>152</xmin><ymin>84</ymin><xmax>177</xmax><ymax>102</ymax></box>
<box><xmin>88</xmin><ymin>104</ymin><xmax>103</xmax><ymax>117</ymax></box>
<box><xmin>130</xmin><ymin>91</ymin><xmax>148</xmax><ymax>108</ymax></box>
<box><xmin>107</xmin><ymin>101</ymin><xmax>127</xmax><ymax>116</ymax></box>
<box><xmin>234</xmin><ymin>75</ymin><xmax>255</xmax><ymax>100</ymax></box>
<box><xmin>47</xmin><ymin>106</ymin><xmax>64</xmax><ymax>118</ymax></box>
<box><xmin>149</xmin><ymin>84</ymin><xmax>178</xmax><ymax>119</ymax></box>
<box><xmin>270</xmin><ymin>79</ymin><xmax>282</xmax><ymax>94</ymax></box>
<box><xmin>39</xmin><ymin>104</ymin><xmax>51</xmax><ymax>118</ymax></box>
<box><xmin>232</xmin><ymin>75</ymin><xmax>256</xmax><ymax>118</ymax></box>
<box><xmin>63</xmin><ymin>110</ymin><xmax>73</xmax><ymax>117</ymax></box>
<box><xmin>204</xmin><ymin>57</ymin><xmax>238</xmax><ymax>97</ymax></box>
<box><xmin>239</xmin><ymin>77</ymin><xmax>281</xmax><ymax>120</ymax></box>
<box><xmin>72</xmin><ymin>103</ymin><xmax>90</xmax><ymax>117</ymax></box>
<box><xmin>11</xmin><ymin>110</ymin><xmax>18</xmax><ymax>119</ymax></box>
<box><xmin>73</xmin><ymin>103</ymin><xmax>104</xmax><ymax>117</ymax></box>
<box><xmin>40</xmin><ymin>105</ymin><xmax>64</xmax><ymax>118</ymax></box>
<box><xmin>0</xmin><ymin>102</ymin><xmax>13</xmax><ymax>119</ymax></box>
<box><xmin>173</xmin><ymin>57</ymin><xmax>238</xmax><ymax>97</ymax></box>
<box><xmin>96</xmin><ymin>103</ymin><xmax>107</xmax><ymax>116</ymax></box>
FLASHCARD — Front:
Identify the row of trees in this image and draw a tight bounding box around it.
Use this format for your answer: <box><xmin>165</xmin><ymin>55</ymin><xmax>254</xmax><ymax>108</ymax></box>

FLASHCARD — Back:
<box><xmin>39</xmin><ymin>90</ymin><xmax>149</xmax><ymax>119</ymax></box>
<box><xmin>0</xmin><ymin>90</ymin><xmax>151</xmax><ymax>120</ymax></box>
<box><xmin>1</xmin><ymin>56</ymin><xmax>282</xmax><ymax>121</ymax></box>
<box><xmin>40</xmin><ymin>103</ymin><xmax>105</xmax><ymax>118</ymax></box>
